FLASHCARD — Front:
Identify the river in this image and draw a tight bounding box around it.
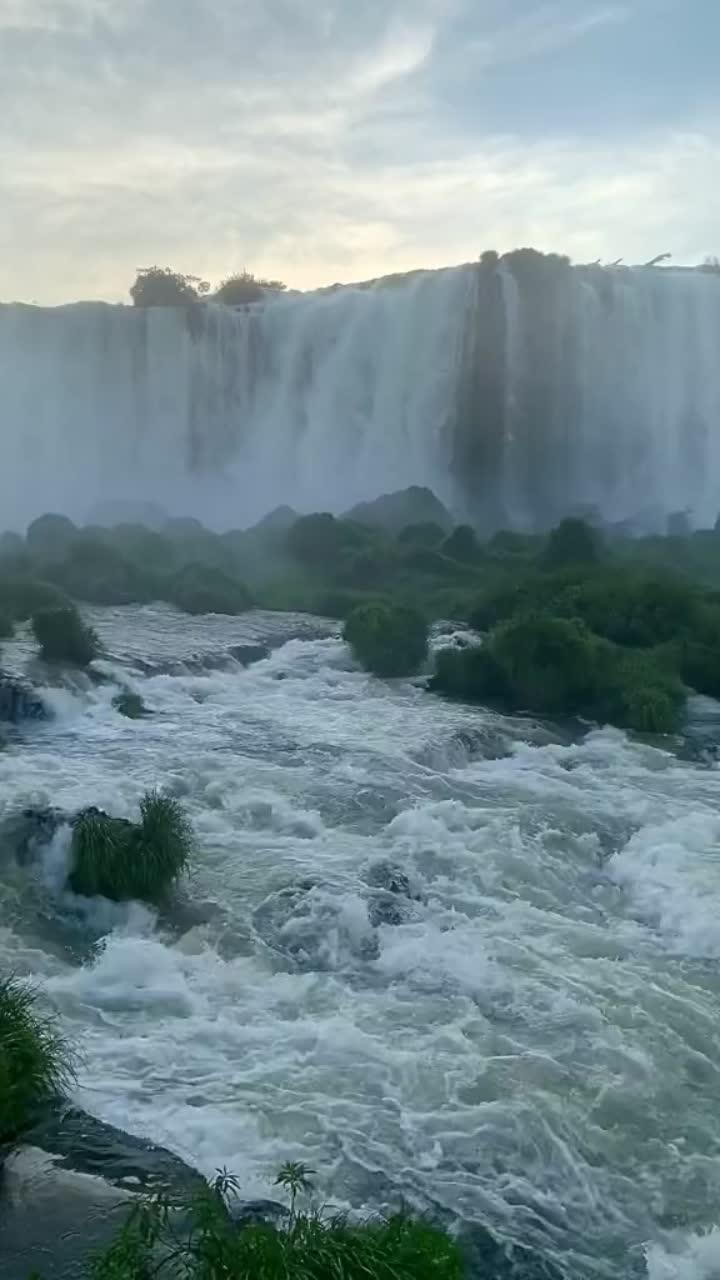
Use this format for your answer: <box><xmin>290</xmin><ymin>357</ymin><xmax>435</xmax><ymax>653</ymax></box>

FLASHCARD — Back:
<box><xmin>2</xmin><ymin>606</ymin><xmax>720</xmax><ymax>1279</ymax></box>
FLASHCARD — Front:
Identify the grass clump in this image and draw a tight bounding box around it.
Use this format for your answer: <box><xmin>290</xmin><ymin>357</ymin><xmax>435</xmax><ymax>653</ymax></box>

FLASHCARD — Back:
<box><xmin>69</xmin><ymin>793</ymin><xmax>192</xmax><ymax>902</ymax></box>
<box><xmin>344</xmin><ymin>601</ymin><xmax>429</xmax><ymax>677</ymax></box>
<box><xmin>0</xmin><ymin>975</ymin><xmax>73</xmax><ymax>1146</ymax></box>
<box><xmin>32</xmin><ymin>605</ymin><xmax>100</xmax><ymax>666</ymax></box>
<box><xmin>88</xmin><ymin>1163</ymin><xmax>464</xmax><ymax>1280</ymax></box>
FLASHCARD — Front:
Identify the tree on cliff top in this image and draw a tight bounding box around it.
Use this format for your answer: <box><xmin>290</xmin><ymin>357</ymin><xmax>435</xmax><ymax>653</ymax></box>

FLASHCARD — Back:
<box><xmin>130</xmin><ymin>267</ymin><xmax>210</xmax><ymax>306</ymax></box>
<box><xmin>214</xmin><ymin>271</ymin><xmax>287</xmax><ymax>305</ymax></box>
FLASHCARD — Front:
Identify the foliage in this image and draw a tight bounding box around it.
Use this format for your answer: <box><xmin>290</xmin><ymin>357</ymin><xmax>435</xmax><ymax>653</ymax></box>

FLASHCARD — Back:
<box><xmin>26</xmin><ymin>513</ymin><xmax>78</xmax><ymax>559</ymax></box>
<box><xmin>87</xmin><ymin>1165</ymin><xmax>464</xmax><ymax>1280</ymax></box>
<box><xmin>287</xmin><ymin>514</ymin><xmax>368</xmax><ymax>571</ymax></box>
<box><xmin>166</xmin><ymin>564</ymin><xmax>253</xmax><ymax>616</ymax></box>
<box><xmin>0</xmin><ymin>610</ymin><xmax>13</xmax><ymax>639</ymax></box>
<box><xmin>396</xmin><ymin>522</ymin><xmax>446</xmax><ymax>549</ymax></box>
<box><xmin>113</xmin><ymin>690</ymin><xmax>150</xmax><ymax>719</ymax></box>
<box><xmin>344</xmin><ymin>601</ymin><xmax>428</xmax><ymax>677</ymax></box>
<box><xmin>69</xmin><ymin>793</ymin><xmax>192</xmax><ymax>902</ymax></box>
<box><xmin>32</xmin><ymin>605</ymin><xmax>100</xmax><ymax>666</ymax></box>
<box><xmin>0</xmin><ymin>576</ymin><xmax>70</xmax><ymax>621</ymax></box>
<box><xmin>130</xmin><ymin>267</ymin><xmax>210</xmax><ymax>307</ymax></box>
<box><xmin>542</xmin><ymin>517</ymin><xmax>600</xmax><ymax>569</ymax></box>
<box><xmin>0</xmin><ymin>975</ymin><xmax>74</xmax><ymax>1146</ymax></box>
<box><xmin>441</xmin><ymin>524</ymin><xmax>480</xmax><ymax>563</ymax></box>
<box><xmin>214</xmin><ymin>271</ymin><xmax>286</xmax><ymax>305</ymax></box>
<box><xmin>432</xmin><ymin>612</ymin><xmax>685</xmax><ymax>733</ymax></box>
<box><xmin>45</xmin><ymin>534</ymin><xmax>159</xmax><ymax>606</ymax></box>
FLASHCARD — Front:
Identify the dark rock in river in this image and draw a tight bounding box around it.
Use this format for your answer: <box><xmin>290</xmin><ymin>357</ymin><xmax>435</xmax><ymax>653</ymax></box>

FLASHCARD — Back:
<box><xmin>1</xmin><ymin>805</ymin><xmax>62</xmax><ymax>865</ymax></box>
<box><xmin>0</xmin><ymin>674</ymin><xmax>47</xmax><ymax>723</ymax></box>
<box><xmin>0</xmin><ymin>1104</ymin><xmax>204</xmax><ymax>1280</ymax></box>
<box><xmin>229</xmin><ymin>642</ymin><xmax>271</xmax><ymax>666</ymax></box>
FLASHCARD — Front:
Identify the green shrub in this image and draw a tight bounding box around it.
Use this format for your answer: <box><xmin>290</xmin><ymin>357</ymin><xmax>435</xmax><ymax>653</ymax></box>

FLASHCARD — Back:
<box><xmin>26</xmin><ymin>512</ymin><xmax>78</xmax><ymax>559</ymax></box>
<box><xmin>594</xmin><ymin>649</ymin><xmax>685</xmax><ymax>734</ymax></box>
<box><xmin>0</xmin><ymin>610</ymin><xmax>13</xmax><ymax>639</ymax></box>
<box><xmin>112</xmin><ymin>691</ymin><xmax>150</xmax><ymax>719</ymax></box>
<box><xmin>431</xmin><ymin>643</ymin><xmax>508</xmax><ymax>702</ymax></box>
<box><xmin>69</xmin><ymin>793</ymin><xmax>192</xmax><ymax>902</ymax></box>
<box><xmin>432</xmin><ymin>612</ymin><xmax>685</xmax><ymax>733</ymax></box>
<box><xmin>542</xmin><ymin>517</ymin><xmax>600</xmax><ymax>569</ymax></box>
<box><xmin>0</xmin><ymin>976</ymin><xmax>73</xmax><ymax>1145</ymax></box>
<box><xmin>396</xmin><ymin>521</ymin><xmax>446</xmax><ymax>549</ymax></box>
<box><xmin>165</xmin><ymin>564</ymin><xmax>252</xmax><ymax>615</ymax></box>
<box><xmin>344</xmin><ymin>602</ymin><xmax>428</xmax><ymax>677</ymax></box>
<box><xmin>485</xmin><ymin>612</ymin><xmax>601</xmax><ymax>714</ymax></box>
<box><xmin>287</xmin><ymin>514</ymin><xmax>369</xmax><ymax>572</ymax></box>
<box><xmin>88</xmin><ymin>1165</ymin><xmax>464</xmax><ymax>1280</ymax></box>
<box><xmin>46</xmin><ymin>534</ymin><xmax>159</xmax><ymax>606</ymax></box>
<box><xmin>32</xmin><ymin>606</ymin><xmax>99</xmax><ymax>666</ymax></box>
<box><xmin>0</xmin><ymin>576</ymin><xmax>70</xmax><ymax>621</ymax></box>
<box><xmin>551</xmin><ymin>570</ymin><xmax>700</xmax><ymax>649</ymax></box>
<box><xmin>441</xmin><ymin>524</ymin><xmax>480</xmax><ymax>563</ymax></box>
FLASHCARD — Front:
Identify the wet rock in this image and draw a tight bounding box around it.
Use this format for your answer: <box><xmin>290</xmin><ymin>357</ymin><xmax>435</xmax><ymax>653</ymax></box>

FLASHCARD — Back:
<box><xmin>1</xmin><ymin>805</ymin><xmax>62</xmax><ymax>865</ymax></box>
<box><xmin>253</xmin><ymin>882</ymin><xmax>379</xmax><ymax>968</ymax></box>
<box><xmin>229</xmin><ymin>642</ymin><xmax>270</xmax><ymax>666</ymax></box>
<box><xmin>0</xmin><ymin>1104</ymin><xmax>204</xmax><ymax>1280</ymax></box>
<box><xmin>229</xmin><ymin>1197</ymin><xmax>287</xmax><ymax>1228</ymax></box>
<box><xmin>367</xmin><ymin>891</ymin><xmax>411</xmax><ymax>927</ymax></box>
<box><xmin>364</xmin><ymin>860</ymin><xmax>423</xmax><ymax>901</ymax></box>
<box><xmin>0</xmin><ymin>674</ymin><xmax>47</xmax><ymax>723</ymax></box>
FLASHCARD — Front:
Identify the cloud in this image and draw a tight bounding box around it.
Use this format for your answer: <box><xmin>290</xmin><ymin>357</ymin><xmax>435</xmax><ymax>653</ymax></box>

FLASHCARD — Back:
<box><xmin>0</xmin><ymin>0</ymin><xmax>716</xmax><ymax>302</ymax></box>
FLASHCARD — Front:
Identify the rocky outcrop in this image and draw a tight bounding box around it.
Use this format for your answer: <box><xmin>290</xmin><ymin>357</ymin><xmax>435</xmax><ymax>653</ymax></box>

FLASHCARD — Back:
<box><xmin>0</xmin><ymin>1104</ymin><xmax>204</xmax><ymax>1280</ymax></box>
<box><xmin>0</xmin><ymin>674</ymin><xmax>47</xmax><ymax>723</ymax></box>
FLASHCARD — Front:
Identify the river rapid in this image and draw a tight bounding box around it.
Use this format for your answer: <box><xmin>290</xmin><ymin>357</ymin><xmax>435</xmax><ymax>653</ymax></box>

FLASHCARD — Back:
<box><xmin>2</xmin><ymin>606</ymin><xmax>720</xmax><ymax>1280</ymax></box>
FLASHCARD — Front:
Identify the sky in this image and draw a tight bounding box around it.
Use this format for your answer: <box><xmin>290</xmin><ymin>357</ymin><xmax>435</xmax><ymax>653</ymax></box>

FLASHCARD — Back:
<box><xmin>0</xmin><ymin>0</ymin><xmax>718</xmax><ymax>304</ymax></box>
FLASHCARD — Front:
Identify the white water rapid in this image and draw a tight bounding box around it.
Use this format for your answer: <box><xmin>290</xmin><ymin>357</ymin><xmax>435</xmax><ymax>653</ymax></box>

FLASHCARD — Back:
<box><xmin>3</xmin><ymin>609</ymin><xmax>720</xmax><ymax>1278</ymax></box>
<box><xmin>1</xmin><ymin>263</ymin><xmax>720</xmax><ymax>532</ymax></box>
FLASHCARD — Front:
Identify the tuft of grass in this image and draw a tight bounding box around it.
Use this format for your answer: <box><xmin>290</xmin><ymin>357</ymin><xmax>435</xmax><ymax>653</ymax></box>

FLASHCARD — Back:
<box><xmin>112</xmin><ymin>690</ymin><xmax>150</xmax><ymax>719</ymax></box>
<box><xmin>88</xmin><ymin>1164</ymin><xmax>465</xmax><ymax>1280</ymax></box>
<box><xmin>69</xmin><ymin>793</ymin><xmax>192</xmax><ymax>903</ymax></box>
<box><xmin>344</xmin><ymin>601</ymin><xmax>429</xmax><ymax>678</ymax></box>
<box><xmin>32</xmin><ymin>605</ymin><xmax>100</xmax><ymax>667</ymax></box>
<box><xmin>0</xmin><ymin>975</ymin><xmax>74</xmax><ymax>1146</ymax></box>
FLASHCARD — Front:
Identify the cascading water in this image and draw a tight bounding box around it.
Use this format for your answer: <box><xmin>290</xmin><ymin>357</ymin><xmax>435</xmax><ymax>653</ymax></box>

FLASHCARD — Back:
<box><xmin>1</xmin><ymin>261</ymin><xmax>719</xmax><ymax>531</ymax></box>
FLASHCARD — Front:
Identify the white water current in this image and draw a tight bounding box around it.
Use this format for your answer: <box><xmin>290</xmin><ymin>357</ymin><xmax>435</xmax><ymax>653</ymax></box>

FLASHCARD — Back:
<box><xmin>2</xmin><ymin>264</ymin><xmax>720</xmax><ymax>532</ymax></box>
<box><xmin>3</xmin><ymin>608</ymin><xmax>720</xmax><ymax>1278</ymax></box>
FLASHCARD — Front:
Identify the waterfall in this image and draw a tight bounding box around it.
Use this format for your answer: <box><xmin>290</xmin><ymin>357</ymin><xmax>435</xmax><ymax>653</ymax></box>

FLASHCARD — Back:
<box><xmin>1</xmin><ymin>262</ymin><xmax>719</xmax><ymax>532</ymax></box>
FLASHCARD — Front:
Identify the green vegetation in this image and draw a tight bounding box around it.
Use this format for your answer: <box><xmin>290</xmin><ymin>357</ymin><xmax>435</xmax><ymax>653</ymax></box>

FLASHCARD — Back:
<box><xmin>431</xmin><ymin>614</ymin><xmax>685</xmax><ymax>733</ymax></box>
<box><xmin>130</xmin><ymin>267</ymin><xmax>211</xmax><ymax>306</ymax></box>
<box><xmin>9</xmin><ymin>497</ymin><xmax>720</xmax><ymax>733</ymax></box>
<box><xmin>214</xmin><ymin>271</ymin><xmax>286</xmax><ymax>305</ymax></box>
<box><xmin>32</xmin><ymin>605</ymin><xmax>100</xmax><ymax>666</ymax></box>
<box><xmin>166</xmin><ymin>563</ymin><xmax>253</xmax><ymax>616</ymax></box>
<box><xmin>0</xmin><ymin>610</ymin><xmax>13</xmax><ymax>639</ymax></box>
<box><xmin>0</xmin><ymin>975</ymin><xmax>73</xmax><ymax>1146</ymax></box>
<box><xmin>344</xmin><ymin>602</ymin><xmax>429</xmax><ymax>677</ymax></box>
<box><xmin>129</xmin><ymin>266</ymin><xmax>286</xmax><ymax>308</ymax></box>
<box><xmin>69</xmin><ymin>793</ymin><xmax>192</xmax><ymax>902</ymax></box>
<box><xmin>85</xmin><ymin>1163</ymin><xmax>464</xmax><ymax>1280</ymax></box>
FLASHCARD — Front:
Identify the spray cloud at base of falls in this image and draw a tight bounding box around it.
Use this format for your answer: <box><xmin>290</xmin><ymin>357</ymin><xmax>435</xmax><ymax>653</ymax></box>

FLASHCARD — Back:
<box><xmin>1</xmin><ymin>256</ymin><xmax>720</xmax><ymax>533</ymax></box>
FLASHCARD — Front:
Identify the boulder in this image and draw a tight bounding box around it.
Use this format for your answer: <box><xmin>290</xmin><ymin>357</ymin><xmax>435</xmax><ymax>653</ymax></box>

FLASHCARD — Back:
<box><xmin>0</xmin><ymin>675</ymin><xmax>47</xmax><ymax>724</ymax></box>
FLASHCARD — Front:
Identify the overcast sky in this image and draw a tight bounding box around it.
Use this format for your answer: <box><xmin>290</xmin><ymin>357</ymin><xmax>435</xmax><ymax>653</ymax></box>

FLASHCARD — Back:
<box><xmin>1</xmin><ymin>0</ymin><xmax>718</xmax><ymax>303</ymax></box>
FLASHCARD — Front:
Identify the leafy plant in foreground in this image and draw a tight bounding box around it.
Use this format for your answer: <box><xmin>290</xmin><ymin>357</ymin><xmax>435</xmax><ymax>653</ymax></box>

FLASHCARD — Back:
<box><xmin>87</xmin><ymin>1164</ymin><xmax>464</xmax><ymax>1280</ymax></box>
<box><xmin>0</xmin><ymin>975</ymin><xmax>74</xmax><ymax>1146</ymax></box>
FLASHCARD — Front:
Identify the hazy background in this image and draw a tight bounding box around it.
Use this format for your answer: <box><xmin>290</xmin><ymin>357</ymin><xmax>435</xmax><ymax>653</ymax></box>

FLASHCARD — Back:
<box><xmin>1</xmin><ymin>0</ymin><xmax>718</xmax><ymax>304</ymax></box>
